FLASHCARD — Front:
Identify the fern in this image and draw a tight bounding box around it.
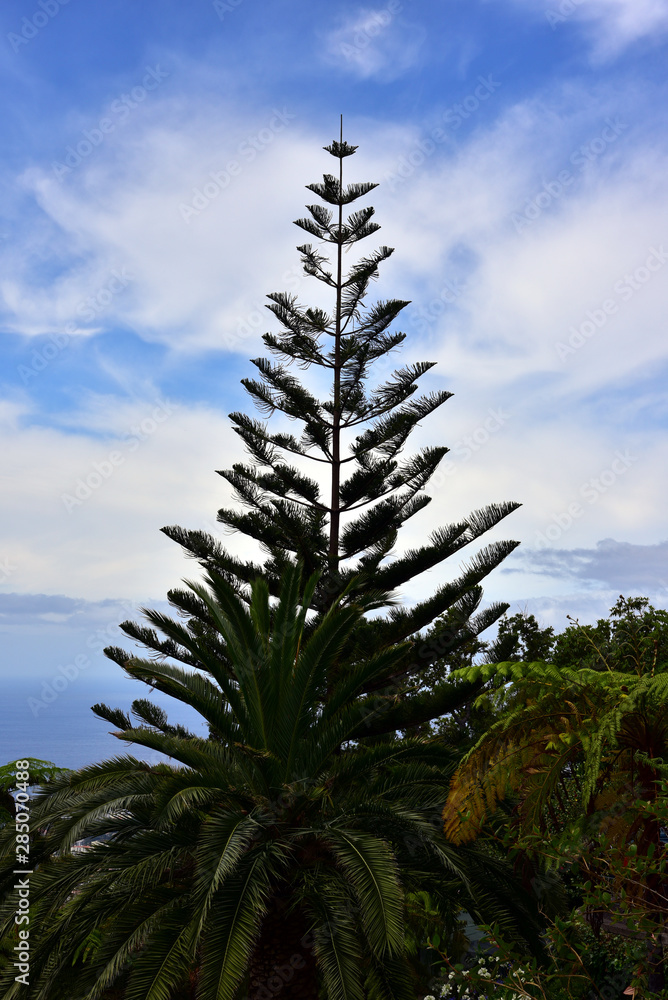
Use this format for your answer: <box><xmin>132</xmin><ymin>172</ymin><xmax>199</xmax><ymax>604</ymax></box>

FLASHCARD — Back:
<box><xmin>443</xmin><ymin>657</ymin><xmax>668</xmax><ymax>844</ymax></box>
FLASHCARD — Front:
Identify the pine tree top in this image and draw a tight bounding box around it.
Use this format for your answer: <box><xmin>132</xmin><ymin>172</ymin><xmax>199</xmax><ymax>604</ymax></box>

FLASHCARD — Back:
<box><xmin>324</xmin><ymin>138</ymin><xmax>358</xmax><ymax>158</ymax></box>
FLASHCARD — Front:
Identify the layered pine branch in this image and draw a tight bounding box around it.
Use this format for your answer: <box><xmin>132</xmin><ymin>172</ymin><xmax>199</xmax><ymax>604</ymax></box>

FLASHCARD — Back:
<box><xmin>106</xmin><ymin>130</ymin><xmax>521</xmax><ymax>737</ymax></box>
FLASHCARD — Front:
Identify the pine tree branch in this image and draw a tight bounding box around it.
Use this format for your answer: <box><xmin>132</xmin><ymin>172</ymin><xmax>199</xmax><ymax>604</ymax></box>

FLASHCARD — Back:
<box><xmin>360</xmin><ymin>676</ymin><xmax>487</xmax><ymax>738</ymax></box>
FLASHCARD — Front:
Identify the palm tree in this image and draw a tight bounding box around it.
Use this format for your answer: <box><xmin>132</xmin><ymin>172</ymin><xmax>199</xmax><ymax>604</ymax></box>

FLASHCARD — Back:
<box><xmin>0</xmin><ymin>567</ymin><xmax>545</xmax><ymax>1000</ymax></box>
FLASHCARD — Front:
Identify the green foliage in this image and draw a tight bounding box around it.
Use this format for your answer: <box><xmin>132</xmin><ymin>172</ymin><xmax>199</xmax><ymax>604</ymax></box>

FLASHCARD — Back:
<box><xmin>0</xmin><ymin>759</ymin><xmax>68</xmax><ymax>825</ymax></box>
<box><xmin>0</xmin><ymin>759</ymin><xmax>66</xmax><ymax>791</ymax></box>
<box><xmin>426</xmin><ymin>920</ymin><xmax>643</xmax><ymax>1000</ymax></box>
<box><xmin>442</xmin><ymin>597</ymin><xmax>668</xmax><ymax>844</ymax></box>
<box><xmin>0</xmin><ymin>131</ymin><xmax>562</xmax><ymax>999</ymax></box>
<box><xmin>552</xmin><ymin>596</ymin><xmax>668</xmax><ymax>674</ymax></box>
<box><xmin>403</xmin><ymin>891</ymin><xmax>469</xmax><ymax>982</ymax></box>
<box><xmin>0</xmin><ymin>568</ymin><xmax>546</xmax><ymax>1000</ymax></box>
<box><xmin>511</xmin><ymin>781</ymin><xmax>668</xmax><ymax>994</ymax></box>
<box><xmin>497</xmin><ymin>613</ymin><xmax>556</xmax><ymax>664</ymax></box>
<box><xmin>440</xmin><ymin>596</ymin><xmax>668</xmax><ymax>996</ymax></box>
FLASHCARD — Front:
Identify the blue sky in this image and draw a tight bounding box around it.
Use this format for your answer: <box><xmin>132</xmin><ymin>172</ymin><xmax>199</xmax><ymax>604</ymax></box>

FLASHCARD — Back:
<box><xmin>1</xmin><ymin>0</ymin><xmax>668</xmax><ymax>758</ymax></box>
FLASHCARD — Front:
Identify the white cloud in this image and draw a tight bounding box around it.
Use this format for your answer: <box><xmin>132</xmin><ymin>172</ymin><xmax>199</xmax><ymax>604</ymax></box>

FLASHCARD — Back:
<box><xmin>0</xmin><ymin>398</ymin><xmax>31</xmax><ymax>428</ymax></box>
<box><xmin>6</xmin><ymin>81</ymin><xmax>667</xmax><ymax>387</ymax></box>
<box><xmin>503</xmin><ymin>0</ymin><xmax>668</xmax><ymax>61</ymax></box>
<box><xmin>573</xmin><ymin>0</ymin><xmax>668</xmax><ymax>60</ymax></box>
<box><xmin>321</xmin><ymin>7</ymin><xmax>425</xmax><ymax>80</ymax></box>
<box><xmin>510</xmin><ymin>538</ymin><xmax>668</xmax><ymax>593</ymax></box>
<box><xmin>368</xmin><ymin>93</ymin><xmax>668</xmax><ymax>399</ymax></box>
<box><xmin>491</xmin><ymin>588</ymin><xmax>663</xmax><ymax>632</ymax></box>
<box><xmin>345</xmin><ymin>91</ymin><xmax>668</xmax><ymax>609</ymax></box>
<box><xmin>0</xmin><ymin>393</ymin><xmax>253</xmax><ymax>602</ymax></box>
<box><xmin>1</xmin><ymin>79</ymin><xmax>667</xmax><ymax>615</ymax></box>
<box><xmin>1</xmin><ymin>98</ymin><xmax>318</xmax><ymax>353</ymax></box>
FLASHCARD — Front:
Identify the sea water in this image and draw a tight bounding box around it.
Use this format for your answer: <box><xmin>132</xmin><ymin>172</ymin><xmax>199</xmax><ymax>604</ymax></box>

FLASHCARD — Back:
<box><xmin>0</xmin><ymin>679</ymin><xmax>207</xmax><ymax>771</ymax></box>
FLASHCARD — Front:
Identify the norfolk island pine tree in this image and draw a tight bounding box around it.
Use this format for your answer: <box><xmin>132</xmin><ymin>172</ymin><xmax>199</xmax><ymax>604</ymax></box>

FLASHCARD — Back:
<box><xmin>105</xmin><ymin>122</ymin><xmax>522</xmax><ymax>741</ymax></box>
<box><xmin>0</xmin><ymin>128</ymin><xmax>551</xmax><ymax>1000</ymax></box>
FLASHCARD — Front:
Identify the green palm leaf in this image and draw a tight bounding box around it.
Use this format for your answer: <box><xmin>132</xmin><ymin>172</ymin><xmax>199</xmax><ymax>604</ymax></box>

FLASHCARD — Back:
<box><xmin>1</xmin><ymin>568</ymin><xmax>547</xmax><ymax>1000</ymax></box>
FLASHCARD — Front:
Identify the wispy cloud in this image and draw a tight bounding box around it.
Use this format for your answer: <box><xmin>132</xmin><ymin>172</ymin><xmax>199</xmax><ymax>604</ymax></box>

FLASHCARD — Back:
<box><xmin>502</xmin><ymin>0</ymin><xmax>668</xmax><ymax>61</ymax></box>
<box><xmin>1</xmin><ymin>77</ymin><xmax>667</xmax><ymax>609</ymax></box>
<box><xmin>0</xmin><ymin>392</ymin><xmax>250</xmax><ymax>601</ymax></box>
<box><xmin>321</xmin><ymin>5</ymin><xmax>425</xmax><ymax>80</ymax></box>
<box><xmin>0</xmin><ymin>18</ymin><xmax>666</xmax><ymax>624</ymax></box>
<box><xmin>574</xmin><ymin>0</ymin><xmax>668</xmax><ymax>60</ymax></box>
<box><xmin>1</xmin><ymin>95</ymin><xmax>308</xmax><ymax>352</ymax></box>
<box><xmin>510</xmin><ymin>538</ymin><xmax>668</xmax><ymax>592</ymax></box>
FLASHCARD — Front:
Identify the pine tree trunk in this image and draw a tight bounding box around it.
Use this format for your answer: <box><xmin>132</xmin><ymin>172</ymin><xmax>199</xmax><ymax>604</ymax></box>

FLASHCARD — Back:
<box><xmin>246</xmin><ymin>902</ymin><xmax>319</xmax><ymax>1000</ymax></box>
<box><xmin>328</xmin><ymin>116</ymin><xmax>345</xmax><ymax>574</ymax></box>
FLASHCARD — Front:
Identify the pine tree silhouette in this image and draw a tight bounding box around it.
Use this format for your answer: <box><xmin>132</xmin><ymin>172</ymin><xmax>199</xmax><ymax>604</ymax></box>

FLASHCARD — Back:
<box><xmin>106</xmin><ymin>122</ymin><xmax>521</xmax><ymax>736</ymax></box>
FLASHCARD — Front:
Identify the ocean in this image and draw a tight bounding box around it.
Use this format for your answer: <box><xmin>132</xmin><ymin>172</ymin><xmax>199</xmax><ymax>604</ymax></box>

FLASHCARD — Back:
<box><xmin>0</xmin><ymin>679</ymin><xmax>207</xmax><ymax>771</ymax></box>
